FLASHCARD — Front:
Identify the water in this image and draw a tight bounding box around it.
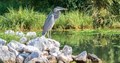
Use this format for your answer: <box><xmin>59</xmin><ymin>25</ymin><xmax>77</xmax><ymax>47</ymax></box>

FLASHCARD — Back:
<box><xmin>51</xmin><ymin>31</ymin><xmax>120</xmax><ymax>63</ymax></box>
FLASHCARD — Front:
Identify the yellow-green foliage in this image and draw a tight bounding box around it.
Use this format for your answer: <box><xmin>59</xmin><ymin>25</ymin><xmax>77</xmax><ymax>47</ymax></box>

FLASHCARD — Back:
<box><xmin>0</xmin><ymin>7</ymin><xmax>46</xmax><ymax>31</ymax></box>
<box><xmin>55</xmin><ymin>11</ymin><xmax>93</xmax><ymax>30</ymax></box>
<box><xmin>0</xmin><ymin>33</ymin><xmax>20</xmax><ymax>43</ymax></box>
<box><xmin>0</xmin><ymin>7</ymin><xmax>93</xmax><ymax>31</ymax></box>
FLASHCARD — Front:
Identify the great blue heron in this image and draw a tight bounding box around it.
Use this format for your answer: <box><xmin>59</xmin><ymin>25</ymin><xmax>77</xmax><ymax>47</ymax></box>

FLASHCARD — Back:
<box><xmin>42</xmin><ymin>6</ymin><xmax>67</xmax><ymax>38</ymax></box>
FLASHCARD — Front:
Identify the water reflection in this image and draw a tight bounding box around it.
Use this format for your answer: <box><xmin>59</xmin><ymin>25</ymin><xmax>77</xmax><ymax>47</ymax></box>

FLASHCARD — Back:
<box><xmin>51</xmin><ymin>31</ymin><xmax>120</xmax><ymax>63</ymax></box>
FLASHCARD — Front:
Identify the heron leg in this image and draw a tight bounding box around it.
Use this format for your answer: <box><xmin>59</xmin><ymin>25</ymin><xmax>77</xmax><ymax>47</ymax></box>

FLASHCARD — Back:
<box><xmin>47</xmin><ymin>31</ymin><xmax>51</xmax><ymax>38</ymax></box>
<box><xmin>49</xmin><ymin>30</ymin><xmax>52</xmax><ymax>38</ymax></box>
<box><xmin>46</xmin><ymin>31</ymin><xmax>49</xmax><ymax>38</ymax></box>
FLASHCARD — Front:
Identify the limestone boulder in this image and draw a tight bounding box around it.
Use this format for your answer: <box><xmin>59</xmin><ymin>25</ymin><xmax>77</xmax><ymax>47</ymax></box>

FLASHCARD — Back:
<box><xmin>16</xmin><ymin>31</ymin><xmax>25</xmax><ymax>37</ymax></box>
<box><xmin>5</xmin><ymin>30</ymin><xmax>15</xmax><ymax>35</ymax></box>
<box><xmin>19</xmin><ymin>37</ymin><xmax>27</xmax><ymax>44</ymax></box>
<box><xmin>0</xmin><ymin>46</ymin><xmax>16</xmax><ymax>63</ymax></box>
<box><xmin>0</xmin><ymin>38</ymin><xmax>6</xmax><ymax>46</ymax></box>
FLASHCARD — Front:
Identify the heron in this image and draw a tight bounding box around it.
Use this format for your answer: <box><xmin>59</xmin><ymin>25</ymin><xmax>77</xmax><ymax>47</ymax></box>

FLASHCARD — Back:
<box><xmin>42</xmin><ymin>6</ymin><xmax>67</xmax><ymax>38</ymax></box>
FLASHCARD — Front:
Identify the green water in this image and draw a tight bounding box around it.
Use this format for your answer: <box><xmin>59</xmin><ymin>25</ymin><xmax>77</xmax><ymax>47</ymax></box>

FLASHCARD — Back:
<box><xmin>51</xmin><ymin>31</ymin><xmax>120</xmax><ymax>63</ymax></box>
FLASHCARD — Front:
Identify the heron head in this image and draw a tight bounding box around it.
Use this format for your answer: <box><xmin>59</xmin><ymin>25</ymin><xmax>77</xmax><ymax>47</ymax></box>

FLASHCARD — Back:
<box><xmin>53</xmin><ymin>6</ymin><xmax>67</xmax><ymax>12</ymax></box>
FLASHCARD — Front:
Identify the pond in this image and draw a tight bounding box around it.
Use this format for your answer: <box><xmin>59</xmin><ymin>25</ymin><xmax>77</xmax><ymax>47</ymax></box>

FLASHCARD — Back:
<box><xmin>50</xmin><ymin>31</ymin><xmax>120</xmax><ymax>63</ymax></box>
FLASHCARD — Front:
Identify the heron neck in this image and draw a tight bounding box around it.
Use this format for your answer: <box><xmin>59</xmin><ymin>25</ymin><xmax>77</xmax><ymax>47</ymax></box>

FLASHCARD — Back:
<box><xmin>54</xmin><ymin>11</ymin><xmax>61</xmax><ymax>20</ymax></box>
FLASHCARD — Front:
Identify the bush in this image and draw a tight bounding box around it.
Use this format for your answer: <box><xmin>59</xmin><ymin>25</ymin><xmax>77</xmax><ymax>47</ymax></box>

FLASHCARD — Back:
<box><xmin>55</xmin><ymin>11</ymin><xmax>93</xmax><ymax>30</ymax></box>
<box><xmin>0</xmin><ymin>7</ymin><xmax>93</xmax><ymax>31</ymax></box>
<box><xmin>0</xmin><ymin>7</ymin><xmax>46</xmax><ymax>31</ymax></box>
<box><xmin>0</xmin><ymin>33</ymin><xmax>20</xmax><ymax>43</ymax></box>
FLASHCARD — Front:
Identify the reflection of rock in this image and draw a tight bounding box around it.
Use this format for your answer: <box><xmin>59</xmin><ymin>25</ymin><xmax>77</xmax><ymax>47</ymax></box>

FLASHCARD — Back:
<box><xmin>0</xmin><ymin>46</ymin><xmax>16</xmax><ymax>63</ymax></box>
<box><xmin>0</xmin><ymin>38</ymin><xmax>6</xmax><ymax>46</ymax></box>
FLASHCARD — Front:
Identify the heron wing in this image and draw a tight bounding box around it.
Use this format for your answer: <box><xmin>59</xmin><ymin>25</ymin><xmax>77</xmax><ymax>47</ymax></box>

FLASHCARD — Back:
<box><xmin>42</xmin><ymin>13</ymin><xmax>55</xmax><ymax>35</ymax></box>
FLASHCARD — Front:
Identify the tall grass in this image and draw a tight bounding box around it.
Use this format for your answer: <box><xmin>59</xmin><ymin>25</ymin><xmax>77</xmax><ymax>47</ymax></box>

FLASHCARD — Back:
<box><xmin>0</xmin><ymin>7</ymin><xmax>93</xmax><ymax>31</ymax></box>
<box><xmin>0</xmin><ymin>7</ymin><xmax>119</xmax><ymax>31</ymax></box>
<box><xmin>0</xmin><ymin>7</ymin><xmax>46</xmax><ymax>31</ymax></box>
<box><xmin>0</xmin><ymin>33</ymin><xmax>20</xmax><ymax>43</ymax></box>
<box><xmin>54</xmin><ymin>11</ymin><xmax>93</xmax><ymax>30</ymax></box>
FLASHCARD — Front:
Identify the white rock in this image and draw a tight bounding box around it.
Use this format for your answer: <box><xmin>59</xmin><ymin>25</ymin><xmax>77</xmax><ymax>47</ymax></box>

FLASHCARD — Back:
<box><xmin>26</xmin><ymin>58</ymin><xmax>40</xmax><ymax>63</ymax></box>
<box><xmin>24</xmin><ymin>52</ymin><xmax>40</xmax><ymax>63</ymax></box>
<box><xmin>0</xmin><ymin>46</ymin><xmax>8</xmax><ymax>51</ymax></box>
<box><xmin>27</xmin><ymin>37</ymin><xmax>48</xmax><ymax>51</ymax></box>
<box><xmin>7</xmin><ymin>46</ymin><xmax>19</xmax><ymax>56</ymax></box>
<box><xmin>7</xmin><ymin>40</ymin><xmax>18</xmax><ymax>49</ymax></box>
<box><xmin>23</xmin><ymin>45</ymin><xmax>40</xmax><ymax>53</ymax></box>
<box><xmin>47</xmin><ymin>55</ymin><xmax>57</xmax><ymax>63</ymax></box>
<box><xmin>0</xmin><ymin>46</ymin><xmax>16</xmax><ymax>63</ymax></box>
<box><xmin>57</xmin><ymin>45</ymin><xmax>73</xmax><ymax>63</ymax></box>
<box><xmin>7</xmin><ymin>40</ymin><xmax>26</xmax><ymax>53</ymax></box>
<box><xmin>0</xmin><ymin>38</ymin><xmax>6</xmax><ymax>46</ymax></box>
<box><xmin>19</xmin><ymin>53</ymin><xmax>30</xmax><ymax>58</ymax></box>
<box><xmin>5</xmin><ymin>30</ymin><xmax>15</xmax><ymax>35</ymax></box>
<box><xmin>62</xmin><ymin>45</ymin><xmax>72</xmax><ymax>56</ymax></box>
<box><xmin>58</xmin><ymin>54</ymin><xmax>73</xmax><ymax>63</ymax></box>
<box><xmin>75</xmin><ymin>51</ymin><xmax>87</xmax><ymax>62</ymax></box>
<box><xmin>27</xmin><ymin>36</ymin><xmax>60</xmax><ymax>52</ymax></box>
<box><xmin>27</xmin><ymin>57</ymin><xmax>49</xmax><ymax>63</ymax></box>
<box><xmin>16</xmin><ymin>31</ymin><xmax>25</xmax><ymax>37</ymax></box>
<box><xmin>16</xmin><ymin>55</ymin><xmax>24</xmax><ymax>63</ymax></box>
<box><xmin>47</xmin><ymin>38</ymin><xmax>60</xmax><ymax>48</ymax></box>
<box><xmin>42</xmin><ymin>51</ymin><xmax>49</xmax><ymax>57</ymax></box>
<box><xmin>26</xmin><ymin>32</ymin><xmax>37</xmax><ymax>38</ymax></box>
<box><xmin>88</xmin><ymin>53</ymin><xmax>102</xmax><ymax>62</ymax></box>
<box><xmin>49</xmin><ymin>47</ymin><xmax>61</xmax><ymax>57</ymax></box>
<box><xmin>19</xmin><ymin>37</ymin><xmax>27</xmax><ymax>44</ymax></box>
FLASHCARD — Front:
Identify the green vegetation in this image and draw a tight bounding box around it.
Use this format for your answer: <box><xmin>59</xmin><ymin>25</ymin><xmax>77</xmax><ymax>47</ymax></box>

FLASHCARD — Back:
<box><xmin>0</xmin><ymin>33</ymin><xmax>20</xmax><ymax>43</ymax></box>
<box><xmin>0</xmin><ymin>30</ymin><xmax>119</xmax><ymax>63</ymax></box>
<box><xmin>0</xmin><ymin>0</ymin><xmax>120</xmax><ymax>31</ymax></box>
<box><xmin>0</xmin><ymin>8</ymin><xmax>93</xmax><ymax>31</ymax></box>
<box><xmin>0</xmin><ymin>7</ymin><xmax>45</xmax><ymax>31</ymax></box>
<box><xmin>0</xmin><ymin>29</ymin><xmax>119</xmax><ymax>44</ymax></box>
<box><xmin>0</xmin><ymin>0</ymin><xmax>120</xmax><ymax>63</ymax></box>
<box><xmin>0</xmin><ymin>7</ymin><xmax>119</xmax><ymax>31</ymax></box>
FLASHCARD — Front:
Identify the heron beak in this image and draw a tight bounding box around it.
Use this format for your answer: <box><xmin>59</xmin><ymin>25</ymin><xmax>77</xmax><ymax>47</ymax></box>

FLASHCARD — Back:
<box><xmin>64</xmin><ymin>8</ymin><xmax>68</xmax><ymax>10</ymax></box>
<box><xmin>59</xmin><ymin>7</ymin><xmax>67</xmax><ymax>10</ymax></box>
<box><xmin>61</xmin><ymin>8</ymin><xmax>67</xmax><ymax>10</ymax></box>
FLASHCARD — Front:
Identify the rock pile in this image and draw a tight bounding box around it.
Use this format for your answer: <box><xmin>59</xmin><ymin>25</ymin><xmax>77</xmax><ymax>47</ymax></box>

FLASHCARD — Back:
<box><xmin>0</xmin><ymin>30</ymin><xmax>102</xmax><ymax>63</ymax></box>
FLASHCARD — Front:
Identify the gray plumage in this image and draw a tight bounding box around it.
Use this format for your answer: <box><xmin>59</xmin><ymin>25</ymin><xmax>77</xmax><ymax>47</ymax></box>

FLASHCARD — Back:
<box><xmin>42</xmin><ymin>7</ymin><xmax>67</xmax><ymax>36</ymax></box>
